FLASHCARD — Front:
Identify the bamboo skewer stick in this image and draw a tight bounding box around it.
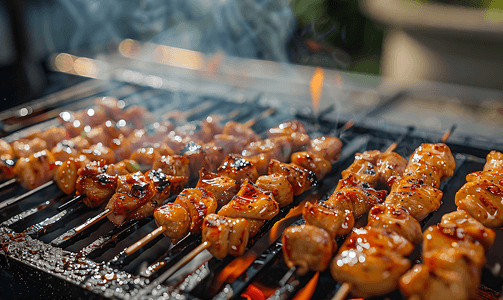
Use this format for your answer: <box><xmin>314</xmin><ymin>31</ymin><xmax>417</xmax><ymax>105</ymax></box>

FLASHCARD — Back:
<box><xmin>74</xmin><ymin>208</ymin><xmax>112</xmax><ymax>234</ymax></box>
<box><xmin>331</xmin><ymin>282</ymin><xmax>353</xmax><ymax>300</ymax></box>
<box><xmin>125</xmin><ymin>226</ymin><xmax>167</xmax><ymax>256</ymax></box>
<box><xmin>0</xmin><ymin>178</ymin><xmax>17</xmax><ymax>190</ymax></box>
<box><xmin>0</xmin><ymin>180</ymin><xmax>55</xmax><ymax>210</ymax></box>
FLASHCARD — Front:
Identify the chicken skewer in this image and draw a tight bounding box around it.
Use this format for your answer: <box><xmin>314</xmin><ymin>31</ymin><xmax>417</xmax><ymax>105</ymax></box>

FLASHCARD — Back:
<box><xmin>399</xmin><ymin>151</ymin><xmax>503</xmax><ymax>300</ymax></box>
<box><xmin>279</xmin><ymin>130</ymin><xmax>412</xmax><ymax>281</ymax></box>
<box><xmin>67</xmin><ymin>114</ymin><xmax>284</xmax><ymax>235</ymax></box>
<box><xmin>139</xmin><ymin>134</ymin><xmax>343</xmax><ymax>284</ymax></box>
<box><xmin>331</xmin><ymin>139</ymin><xmax>456</xmax><ymax>299</ymax></box>
<box><xmin>119</xmin><ymin>122</ymin><xmax>323</xmax><ymax>256</ymax></box>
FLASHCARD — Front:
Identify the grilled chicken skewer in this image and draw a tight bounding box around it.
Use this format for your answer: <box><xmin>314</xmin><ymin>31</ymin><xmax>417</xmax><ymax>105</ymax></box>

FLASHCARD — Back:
<box><xmin>281</xmin><ymin>142</ymin><xmax>406</xmax><ymax>276</ymax></box>
<box><xmin>399</xmin><ymin>151</ymin><xmax>503</xmax><ymax>300</ymax></box>
<box><xmin>123</xmin><ymin>123</ymin><xmax>327</xmax><ymax>256</ymax></box>
<box><xmin>331</xmin><ymin>142</ymin><xmax>456</xmax><ymax>299</ymax></box>
<box><xmin>141</xmin><ymin>135</ymin><xmax>343</xmax><ymax>283</ymax></box>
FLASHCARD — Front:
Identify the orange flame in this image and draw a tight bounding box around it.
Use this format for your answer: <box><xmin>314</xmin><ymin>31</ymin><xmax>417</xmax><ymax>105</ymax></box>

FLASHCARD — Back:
<box><xmin>309</xmin><ymin>67</ymin><xmax>324</xmax><ymax>114</ymax></box>
<box><xmin>292</xmin><ymin>272</ymin><xmax>319</xmax><ymax>300</ymax></box>
<box><xmin>209</xmin><ymin>252</ymin><xmax>257</xmax><ymax>295</ymax></box>
<box><xmin>267</xmin><ymin>194</ymin><xmax>320</xmax><ymax>244</ymax></box>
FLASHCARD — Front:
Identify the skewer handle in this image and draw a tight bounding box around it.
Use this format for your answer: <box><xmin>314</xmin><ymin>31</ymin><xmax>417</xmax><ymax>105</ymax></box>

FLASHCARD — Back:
<box><xmin>154</xmin><ymin>241</ymin><xmax>211</xmax><ymax>284</ymax></box>
<box><xmin>331</xmin><ymin>282</ymin><xmax>352</xmax><ymax>300</ymax></box>
<box><xmin>0</xmin><ymin>178</ymin><xmax>17</xmax><ymax>190</ymax></box>
<box><xmin>244</xmin><ymin>108</ymin><xmax>275</xmax><ymax>128</ymax></box>
<box><xmin>125</xmin><ymin>226</ymin><xmax>166</xmax><ymax>256</ymax></box>
<box><xmin>278</xmin><ymin>266</ymin><xmax>297</xmax><ymax>286</ymax></box>
<box><xmin>441</xmin><ymin>124</ymin><xmax>457</xmax><ymax>143</ymax></box>
<box><xmin>57</xmin><ymin>194</ymin><xmax>85</xmax><ymax>211</ymax></box>
<box><xmin>74</xmin><ymin>208</ymin><xmax>112</xmax><ymax>233</ymax></box>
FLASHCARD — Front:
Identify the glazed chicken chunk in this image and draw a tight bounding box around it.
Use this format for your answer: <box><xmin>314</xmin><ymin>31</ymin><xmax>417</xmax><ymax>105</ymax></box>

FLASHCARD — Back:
<box><xmin>255</xmin><ymin>173</ymin><xmax>294</xmax><ymax>207</ymax></box>
<box><xmin>290</xmin><ymin>151</ymin><xmax>332</xmax><ymax>180</ymax></box>
<box><xmin>218</xmin><ymin>179</ymin><xmax>279</xmax><ymax>220</ymax></box>
<box><xmin>282</xmin><ymin>224</ymin><xmax>336</xmax><ymax>275</ymax></box>
<box><xmin>0</xmin><ymin>139</ymin><xmax>14</xmax><ymax>157</ymax></box>
<box><xmin>173</xmin><ymin>188</ymin><xmax>218</xmax><ymax>235</ymax></box>
<box><xmin>217</xmin><ymin>154</ymin><xmax>259</xmax><ymax>185</ymax></box>
<box><xmin>196</xmin><ymin>168</ymin><xmax>240</xmax><ymax>207</ymax></box>
<box><xmin>12</xmin><ymin>137</ymin><xmax>47</xmax><ymax>158</ymax></box>
<box><xmin>268</xmin><ymin>159</ymin><xmax>317</xmax><ymax>196</ymax></box>
<box><xmin>53</xmin><ymin>154</ymin><xmax>91</xmax><ymax>194</ymax></box>
<box><xmin>78</xmin><ymin>144</ymin><xmax>116</xmax><ymax>164</ymax></box>
<box><xmin>202</xmin><ymin>214</ymin><xmax>250</xmax><ymax>259</ymax></box>
<box><xmin>153</xmin><ymin>155</ymin><xmax>190</xmax><ymax>185</ymax></box>
<box><xmin>484</xmin><ymin>150</ymin><xmax>503</xmax><ymax>171</ymax></box>
<box><xmin>14</xmin><ymin>150</ymin><xmax>57</xmax><ymax>190</ymax></box>
<box><xmin>308</xmin><ymin>136</ymin><xmax>343</xmax><ymax>163</ymax></box>
<box><xmin>386</xmin><ymin>182</ymin><xmax>443</xmax><ymax>221</ymax></box>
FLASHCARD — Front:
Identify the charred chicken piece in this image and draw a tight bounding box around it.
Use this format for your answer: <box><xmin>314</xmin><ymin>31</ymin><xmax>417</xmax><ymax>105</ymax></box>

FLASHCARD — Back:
<box><xmin>367</xmin><ymin>204</ymin><xmax>422</xmax><ymax>244</ymax></box>
<box><xmin>386</xmin><ymin>182</ymin><xmax>443</xmax><ymax>221</ymax></box>
<box><xmin>302</xmin><ymin>200</ymin><xmax>355</xmax><ymax>239</ymax></box>
<box><xmin>202</xmin><ymin>213</ymin><xmax>250</xmax><ymax>259</ymax></box>
<box><xmin>51</xmin><ymin>144</ymin><xmax>78</xmax><ymax>162</ymax></box>
<box><xmin>217</xmin><ymin>154</ymin><xmax>259</xmax><ymax>185</ymax></box>
<box><xmin>75</xmin><ymin>160</ymin><xmax>132</xmax><ymax>207</ymax></box>
<box><xmin>268</xmin><ymin>159</ymin><xmax>317</xmax><ymax>196</ymax></box>
<box><xmin>407</xmin><ymin>143</ymin><xmax>456</xmax><ymax>184</ymax></box>
<box><xmin>242</xmin><ymin>137</ymin><xmax>293</xmax><ymax>163</ymax></box>
<box><xmin>218</xmin><ymin>179</ymin><xmax>279</xmax><ymax>221</ymax></box>
<box><xmin>38</xmin><ymin>127</ymin><xmax>68</xmax><ymax>149</ymax></box>
<box><xmin>182</xmin><ymin>142</ymin><xmax>213</xmax><ymax>178</ymax></box>
<box><xmin>255</xmin><ymin>173</ymin><xmax>293</xmax><ymax>207</ymax></box>
<box><xmin>290</xmin><ymin>151</ymin><xmax>331</xmax><ymax>181</ymax></box>
<box><xmin>268</xmin><ymin>120</ymin><xmax>310</xmax><ymax>151</ymax></box>
<box><xmin>282</xmin><ymin>224</ymin><xmax>336</xmax><ymax>275</ymax></box>
<box><xmin>196</xmin><ymin>168</ymin><xmax>239</xmax><ymax>207</ymax></box>
<box><xmin>153</xmin><ymin>155</ymin><xmax>190</xmax><ymax>185</ymax></box>
<box><xmin>106</xmin><ymin>171</ymin><xmax>156</xmax><ymax>225</ymax></box>
<box><xmin>173</xmin><ymin>188</ymin><xmax>218</xmax><ymax>235</ymax></box>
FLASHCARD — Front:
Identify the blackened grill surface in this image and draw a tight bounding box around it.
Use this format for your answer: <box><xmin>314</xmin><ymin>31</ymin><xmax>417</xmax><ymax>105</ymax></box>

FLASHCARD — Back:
<box><xmin>0</xmin><ymin>81</ymin><xmax>502</xmax><ymax>300</ymax></box>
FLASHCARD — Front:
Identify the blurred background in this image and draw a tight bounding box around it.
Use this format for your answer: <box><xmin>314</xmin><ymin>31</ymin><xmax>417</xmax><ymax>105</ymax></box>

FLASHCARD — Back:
<box><xmin>0</xmin><ymin>0</ymin><xmax>503</xmax><ymax>138</ymax></box>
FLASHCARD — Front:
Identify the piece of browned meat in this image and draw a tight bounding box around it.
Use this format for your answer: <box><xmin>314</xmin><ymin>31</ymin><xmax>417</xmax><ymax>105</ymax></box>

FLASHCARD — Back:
<box><xmin>202</xmin><ymin>213</ymin><xmax>250</xmax><ymax>259</ymax></box>
<box><xmin>196</xmin><ymin>168</ymin><xmax>239</xmax><ymax>207</ymax></box>
<box><xmin>268</xmin><ymin>159</ymin><xmax>317</xmax><ymax>195</ymax></box>
<box><xmin>255</xmin><ymin>173</ymin><xmax>293</xmax><ymax>207</ymax></box>
<box><xmin>14</xmin><ymin>150</ymin><xmax>57</xmax><ymax>190</ymax></box>
<box><xmin>217</xmin><ymin>154</ymin><xmax>259</xmax><ymax>185</ymax></box>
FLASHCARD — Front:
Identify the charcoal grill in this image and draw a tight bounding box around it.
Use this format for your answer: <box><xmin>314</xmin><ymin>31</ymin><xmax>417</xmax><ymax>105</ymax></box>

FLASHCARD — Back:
<box><xmin>0</xmin><ymin>78</ymin><xmax>502</xmax><ymax>300</ymax></box>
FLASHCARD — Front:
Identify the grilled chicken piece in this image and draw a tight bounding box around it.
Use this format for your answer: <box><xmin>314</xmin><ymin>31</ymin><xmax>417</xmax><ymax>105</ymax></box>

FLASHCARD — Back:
<box><xmin>400</xmin><ymin>221</ymin><xmax>491</xmax><ymax>300</ymax></box>
<box><xmin>122</xmin><ymin>105</ymin><xmax>147</xmax><ymax>128</ymax></box>
<box><xmin>303</xmin><ymin>200</ymin><xmax>355</xmax><ymax>239</ymax></box>
<box><xmin>201</xmin><ymin>142</ymin><xmax>227</xmax><ymax>172</ymax></box>
<box><xmin>367</xmin><ymin>204</ymin><xmax>422</xmax><ymax>244</ymax></box>
<box><xmin>54</xmin><ymin>155</ymin><xmax>91</xmax><ymax>194</ymax></box>
<box><xmin>282</xmin><ymin>225</ymin><xmax>335</xmax><ymax>275</ymax></box>
<box><xmin>329</xmin><ymin>175</ymin><xmax>387</xmax><ymax>217</ymax></box>
<box><xmin>0</xmin><ymin>156</ymin><xmax>16</xmax><ymax>181</ymax></box>
<box><xmin>14</xmin><ymin>150</ymin><xmax>57</xmax><ymax>190</ymax></box>
<box><xmin>62</xmin><ymin>136</ymin><xmax>90</xmax><ymax>151</ymax></box>
<box><xmin>36</xmin><ymin>127</ymin><xmax>67</xmax><ymax>149</ymax></box>
<box><xmin>455</xmin><ymin>177</ymin><xmax>503</xmax><ymax>228</ymax></box>
<box><xmin>51</xmin><ymin>144</ymin><xmax>78</xmax><ymax>162</ymax></box>
<box><xmin>268</xmin><ymin>159</ymin><xmax>317</xmax><ymax>195</ymax></box>
<box><xmin>386</xmin><ymin>183</ymin><xmax>443</xmax><ymax>221</ymax></box>
<box><xmin>342</xmin><ymin>150</ymin><xmax>407</xmax><ymax>190</ymax></box>
<box><xmin>110</xmin><ymin>134</ymin><xmax>131</xmax><ymax>162</ymax></box>
<box><xmin>290</xmin><ymin>151</ymin><xmax>331</xmax><ymax>180</ymax></box>
<box><xmin>145</xmin><ymin>169</ymin><xmax>173</xmax><ymax>204</ymax></box>
<box><xmin>173</xmin><ymin>188</ymin><xmax>218</xmax><ymax>234</ymax></box>
<box><xmin>217</xmin><ymin>154</ymin><xmax>259</xmax><ymax>185</ymax></box>
<box><xmin>268</xmin><ymin>120</ymin><xmax>310</xmax><ymax>151</ymax></box>
<box><xmin>255</xmin><ymin>173</ymin><xmax>293</xmax><ymax>207</ymax></box>
<box><xmin>484</xmin><ymin>150</ymin><xmax>503</xmax><ymax>171</ymax></box>
<box><xmin>218</xmin><ymin>179</ymin><xmax>279</xmax><ymax>220</ymax></box>
<box><xmin>182</xmin><ymin>142</ymin><xmax>213</xmax><ymax>177</ymax></box>
<box><xmin>222</xmin><ymin>121</ymin><xmax>260</xmax><ymax>144</ymax></box>
<box><xmin>153</xmin><ymin>155</ymin><xmax>190</xmax><ymax>185</ymax></box>
<box><xmin>247</xmin><ymin>219</ymin><xmax>266</xmax><ymax>237</ymax></box>
<box><xmin>12</xmin><ymin>138</ymin><xmax>47</xmax><ymax>158</ymax></box>
<box><xmin>213</xmin><ymin>134</ymin><xmax>248</xmax><ymax>155</ymax></box>
<box><xmin>242</xmin><ymin>137</ymin><xmax>293</xmax><ymax>163</ymax></box>
<box><xmin>439</xmin><ymin>210</ymin><xmax>495</xmax><ymax>250</ymax></box>
<box><xmin>75</xmin><ymin>160</ymin><xmax>132</xmax><ymax>207</ymax></box>
<box><xmin>308</xmin><ymin>136</ymin><xmax>343</xmax><ymax>163</ymax></box>
<box><xmin>0</xmin><ymin>139</ymin><xmax>14</xmax><ymax>157</ymax></box>
<box><xmin>85</xmin><ymin>127</ymin><xmax>112</xmax><ymax>146</ymax></box>
<box><xmin>154</xmin><ymin>203</ymin><xmax>191</xmax><ymax>242</ymax></box>
<box><xmin>95</xmin><ymin>96</ymin><xmax>123</xmax><ymax>117</ymax></box>
<box><xmin>408</xmin><ymin>143</ymin><xmax>456</xmax><ymax>182</ymax></box>
<box><xmin>196</xmin><ymin>168</ymin><xmax>239</xmax><ymax>207</ymax></box>
<box><xmin>79</xmin><ymin>144</ymin><xmax>115</xmax><ymax>164</ymax></box>
<box><xmin>331</xmin><ymin>227</ymin><xmax>414</xmax><ymax>298</ymax></box>
<box><xmin>202</xmin><ymin>214</ymin><xmax>250</xmax><ymax>259</ymax></box>
<box><xmin>106</xmin><ymin>171</ymin><xmax>156</xmax><ymax>214</ymax></box>
<box><xmin>130</xmin><ymin>147</ymin><xmax>161</xmax><ymax>172</ymax></box>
